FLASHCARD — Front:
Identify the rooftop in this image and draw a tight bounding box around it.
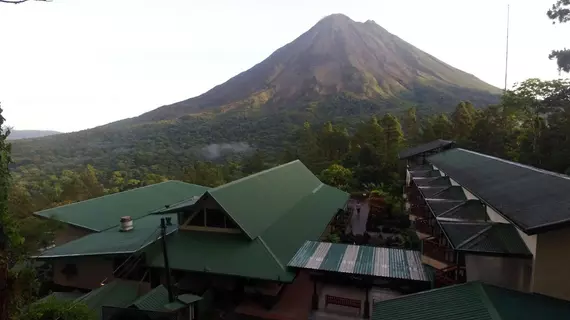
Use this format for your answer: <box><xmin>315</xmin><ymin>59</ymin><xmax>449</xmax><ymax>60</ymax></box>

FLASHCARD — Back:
<box><xmin>33</xmin><ymin>213</ymin><xmax>178</xmax><ymax>259</ymax></box>
<box><xmin>372</xmin><ymin>281</ymin><xmax>570</xmax><ymax>320</ymax></box>
<box><xmin>35</xmin><ymin>181</ymin><xmax>208</xmax><ymax>231</ymax></box>
<box><xmin>399</xmin><ymin>139</ymin><xmax>455</xmax><ymax>160</ymax></box>
<box><xmin>147</xmin><ymin>164</ymin><xmax>349</xmax><ymax>282</ymax></box>
<box><xmin>439</xmin><ymin>221</ymin><xmax>532</xmax><ymax>257</ymax></box>
<box><xmin>428</xmin><ymin>148</ymin><xmax>570</xmax><ymax>234</ymax></box>
<box><xmin>288</xmin><ymin>241</ymin><xmax>430</xmax><ymax>282</ymax></box>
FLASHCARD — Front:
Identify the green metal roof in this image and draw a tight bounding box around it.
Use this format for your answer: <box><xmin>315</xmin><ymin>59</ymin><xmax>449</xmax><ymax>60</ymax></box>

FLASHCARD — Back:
<box><xmin>132</xmin><ymin>285</ymin><xmax>171</xmax><ymax>311</ymax></box>
<box><xmin>35</xmin><ymin>181</ymin><xmax>208</xmax><ymax>231</ymax></box>
<box><xmin>131</xmin><ymin>285</ymin><xmax>202</xmax><ymax>312</ymax></box>
<box><xmin>372</xmin><ymin>281</ymin><xmax>570</xmax><ymax>320</ymax></box>
<box><xmin>288</xmin><ymin>241</ymin><xmax>429</xmax><ymax>282</ymax></box>
<box><xmin>35</xmin><ymin>291</ymin><xmax>85</xmax><ymax>304</ymax></box>
<box><xmin>33</xmin><ymin>213</ymin><xmax>178</xmax><ymax>258</ymax></box>
<box><xmin>206</xmin><ymin>160</ymin><xmax>323</xmax><ymax>240</ymax></box>
<box><xmin>148</xmin><ymin>182</ymin><xmax>348</xmax><ymax>282</ymax></box>
<box><xmin>440</xmin><ymin>222</ymin><xmax>532</xmax><ymax>257</ymax></box>
<box><xmin>78</xmin><ymin>280</ymin><xmax>142</xmax><ymax>318</ymax></box>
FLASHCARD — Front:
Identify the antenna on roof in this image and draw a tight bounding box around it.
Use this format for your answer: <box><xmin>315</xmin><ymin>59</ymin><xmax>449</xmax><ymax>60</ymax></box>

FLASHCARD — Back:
<box><xmin>503</xmin><ymin>4</ymin><xmax>510</xmax><ymax>93</ymax></box>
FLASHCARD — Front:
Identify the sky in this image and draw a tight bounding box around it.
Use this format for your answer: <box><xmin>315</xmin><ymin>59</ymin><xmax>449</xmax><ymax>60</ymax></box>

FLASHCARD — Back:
<box><xmin>0</xmin><ymin>0</ymin><xmax>568</xmax><ymax>132</ymax></box>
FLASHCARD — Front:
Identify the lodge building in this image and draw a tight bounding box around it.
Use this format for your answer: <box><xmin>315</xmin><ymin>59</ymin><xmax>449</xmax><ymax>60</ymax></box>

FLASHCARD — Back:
<box><xmin>400</xmin><ymin>140</ymin><xmax>570</xmax><ymax>301</ymax></box>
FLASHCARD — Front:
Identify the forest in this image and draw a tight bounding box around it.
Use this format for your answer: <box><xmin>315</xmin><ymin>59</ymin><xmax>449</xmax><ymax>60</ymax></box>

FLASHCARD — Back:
<box><xmin>0</xmin><ymin>76</ymin><xmax>569</xmax><ymax>318</ymax></box>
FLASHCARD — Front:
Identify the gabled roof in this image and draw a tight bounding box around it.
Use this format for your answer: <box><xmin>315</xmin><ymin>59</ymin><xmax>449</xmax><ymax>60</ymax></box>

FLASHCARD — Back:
<box><xmin>148</xmin><ymin>183</ymin><xmax>349</xmax><ymax>282</ymax></box>
<box><xmin>413</xmin><ymin>176</ymin><xmax>451</xmax><ymax>187</ymax></box>
<box><xmin>428</xmin><ymin>148</ymin><xmax>570</xmax><ymax>234</ymax></box>
<box><xmin>35</xmin><ymin>181</ymin><xmax>208</xmax><ymax>232</ymax></box>
<box><xmin>372</xmin><ymin>281</ymin><xmax>570</xmax><ymax>320</ymax></box>
<box><xmin>438</xmin><ymin>200</ymin><xmax>488</xmax><ymax>221</ymax></box>
<box><xmin>431</xmin><ymin>186</ymin><xmax>467</xmax><ymax>200</ymax></box>
<box><xmin>425</xmin><ymin>199</ymin><xmax>466</xmax><ymax>216</ymax></box>
<box><xmin>439</xmin><ymin>221</ymin><xmax>531</xmax><ymax>257</ymax></box>
<box><xmin>204</xmin><ymin>160</ymin><xmax>323</xmax><ymax>240</ymax></box>
<box><xmin>33</xmin><ymin>214</ymin><xmax>178</xmax><ymax>259</ymax></box>
<box><xmin>399</xmin><ymin>139</ymin><xmax>455</xmax><ymax>159</ymax></box>
<box><xmin>409</xmin><ymin>169</ymin><xmax>441</xmax><ymax>178</ymax></box>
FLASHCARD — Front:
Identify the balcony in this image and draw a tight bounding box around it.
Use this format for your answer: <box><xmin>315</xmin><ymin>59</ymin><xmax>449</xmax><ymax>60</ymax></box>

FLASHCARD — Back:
<box><xmin>433</xmin><ymin>265</ymin><xmax>467</xmax><ymax>288</ymax></box>
<box><xmin>414</xmin><ymin>218</ymin><xmax>432</xmax><ymax>235</ymax></box>
<box><xmin>422</xmin><ymin>238</ymin><xmax>455</xmax><ymax>264</ymax></box>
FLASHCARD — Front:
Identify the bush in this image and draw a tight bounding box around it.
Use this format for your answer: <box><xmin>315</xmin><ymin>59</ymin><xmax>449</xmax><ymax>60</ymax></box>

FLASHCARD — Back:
<box><xmin>20</xmin><ymin>297</ymin><xmax>96</xmax><ymax>320</ymax></box>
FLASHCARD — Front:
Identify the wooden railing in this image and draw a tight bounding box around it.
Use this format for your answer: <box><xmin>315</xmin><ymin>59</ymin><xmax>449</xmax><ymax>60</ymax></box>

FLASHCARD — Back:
<box><xmin>415</xmin><ymin>218</ymin><xmax>432</xmax><ymax>234</ymax></box>
<box><xmin>422</xmin><ymin>238</ymin><xmax>454</xmax><ymax>264</ymax></box>
<box><xmin>433</xmin><ymin>265</ymin><xmax>467</xmax><ymax>288</ymax></box>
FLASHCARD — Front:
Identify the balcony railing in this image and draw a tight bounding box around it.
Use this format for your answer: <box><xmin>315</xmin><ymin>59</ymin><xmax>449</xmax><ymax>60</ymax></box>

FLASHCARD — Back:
<box><xmin>422</xmin><ymin>238</ymin><xmax>455</xmax><ymax>264</ymax></box>
<box><xmin>415</xmin><ymin>218</ymin><xmax>432</xmax><ymax>234</ymax></box>
<box><xmin>433</xmin><ymin>265</ymin><xmax>467</xmax><ymax>288</ymax></box>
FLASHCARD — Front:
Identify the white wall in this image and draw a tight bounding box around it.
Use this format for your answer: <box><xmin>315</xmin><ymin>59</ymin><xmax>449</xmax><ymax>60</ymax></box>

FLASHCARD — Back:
<box><xmin>465</xmin><ymin>254</ymin><xmax>532</xmax><ymax>292</ymax></box>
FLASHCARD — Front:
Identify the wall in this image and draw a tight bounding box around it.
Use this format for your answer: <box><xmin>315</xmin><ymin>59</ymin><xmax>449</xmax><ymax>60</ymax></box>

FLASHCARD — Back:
<box><xmin>465</xmin><ymin>254</ymin><xmax>532</xmax><ymax>292</ymax></box>
<box><xmin>54</xmin><ymin>225</ymin><xmax>93</xmax><ymax>246</ymax></box>
<box><xmin>52</xmin><ymin>256</ymin><xmax>115</xmax><ymax>290</ymax></box>
<box><xmin>532</xmin><ymin>227</ymin><xmax>570</xmax><ymax>300</ymax></box>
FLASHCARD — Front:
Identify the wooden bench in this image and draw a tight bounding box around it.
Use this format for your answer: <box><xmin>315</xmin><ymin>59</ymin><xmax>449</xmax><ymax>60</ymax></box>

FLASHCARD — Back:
<box><xmin>325</xmin><ymin>295</ymin><xmax>361</xmax><ymax>312</ymax></box>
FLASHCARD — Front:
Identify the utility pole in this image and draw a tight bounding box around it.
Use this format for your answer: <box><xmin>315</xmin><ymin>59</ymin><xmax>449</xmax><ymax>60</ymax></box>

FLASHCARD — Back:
<box><xmin>160</xmin><ymin>218</ymin><xmax>175</xmax><ymax>303</ymax></box>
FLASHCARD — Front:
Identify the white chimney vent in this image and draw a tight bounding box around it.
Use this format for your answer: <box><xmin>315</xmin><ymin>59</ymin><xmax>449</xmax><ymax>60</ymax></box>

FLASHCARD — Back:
<box><xmin>120</xmin><ymin>216</ymin><xmax>133</xmax><ymax>232</ymax></box>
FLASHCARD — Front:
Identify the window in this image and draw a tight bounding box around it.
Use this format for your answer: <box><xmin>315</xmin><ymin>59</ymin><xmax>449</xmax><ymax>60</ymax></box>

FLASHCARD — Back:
<box><xmin>189</xmin><ymin>211</ymin><xmax>205</xmax><ymax>226</ymax></box>
<box><xmin>206</xmin><ymin>209</ymin><xmax>225</xmax><ymax>228</ymax></box>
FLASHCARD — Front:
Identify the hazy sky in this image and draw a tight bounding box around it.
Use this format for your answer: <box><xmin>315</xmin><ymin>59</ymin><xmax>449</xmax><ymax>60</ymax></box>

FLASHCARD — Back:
<box><xmin>0</xmin><ymin>0</ymin><xmax>568</xmax><ymax>132</ymax></box>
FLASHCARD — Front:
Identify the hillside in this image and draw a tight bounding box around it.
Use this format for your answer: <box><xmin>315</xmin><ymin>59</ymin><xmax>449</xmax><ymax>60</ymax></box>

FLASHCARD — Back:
<box><xmin>11</xmin><ymin>14</ymin><xmax>500</xmax><ymax>176</ymax></box>
<box><xmin>7</xmin><ymin>130</ymin><xmax>61</xmax><ymax>140</ymax></box>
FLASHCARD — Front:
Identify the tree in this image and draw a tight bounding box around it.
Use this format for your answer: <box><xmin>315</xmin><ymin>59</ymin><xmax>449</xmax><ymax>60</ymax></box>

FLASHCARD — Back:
<box><xmin>19</xmin><ymin>297</ymin><xmax>96</xmax><ymax>320</ymax></box>
<box><xmin>380</xmin><ymin>113</ymin><xmax>404</xmax><ymax>168</ymax></box>
<box><xmin>401</xmin><ymin>107</ymin><xmax>420</xmax><ymax>146</ymax></box>
<box><xmin>0</xmin><ymin>105</ymin><xmax>17</xmax><ymax>320</ymax></box>
<box><xmin>320</xmin><ymin>164</ymin><xmax>353</xmax><ymax>191</ymax></box>
<box><xmin>451</xmin><ymin>101</ymin><xmax>476</xmax><ymax>143</ymax></box>
<box><xmin>547</xmin><ymin>1</ymin><xmax>570</xmax><ymax>72</ymax></box>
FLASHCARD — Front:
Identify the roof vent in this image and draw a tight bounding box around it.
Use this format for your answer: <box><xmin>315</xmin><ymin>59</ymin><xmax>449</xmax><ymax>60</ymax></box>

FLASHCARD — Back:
<box><xmin>120</xmin><ymin>216</ymin><xmax>133</xmax><ymax>232</ymax></box>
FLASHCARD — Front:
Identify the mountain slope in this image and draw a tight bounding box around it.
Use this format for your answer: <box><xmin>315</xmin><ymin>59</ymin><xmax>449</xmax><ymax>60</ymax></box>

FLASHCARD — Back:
<box><xmin>12</xmin><ymin>14</ymin><xmax>501</xmax><ymax>176</ymax></box>
<box><xmin>7</xmin><ymin>130</ymin><xmax>61</xmax><ymax>140</ymax></box>
<box><xmin>135</xmin><ymin>14</ymin><xmax>499</xmax><ymax>123</ymax></box>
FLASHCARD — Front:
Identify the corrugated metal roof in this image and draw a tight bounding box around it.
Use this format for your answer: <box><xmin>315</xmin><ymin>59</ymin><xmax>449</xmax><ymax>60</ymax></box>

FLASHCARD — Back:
<box><xmin>426</xmin><ymin>199</ymin><xmax>465</xmax><ymax>215</ymax></box>
<box><xmin>399</xmin><ymin>139</ymin><xmax>455</xmax><ymax>159</ymax></box>
<box><xmin>438</xmin><ymin>200</ymin><xmax>488</xmax><ymax>221</ymax></box>
<box><xmin>440</xmin><ymin>222</ymin><xmax>532</xmax><ymax>257</ymax></box>
<box><xmin>288</xmin><ymin>241</ymin><xmax>429</xmax><ymax>282</ymax></box>
<box><xmin>372</xmin><ymin>281</ymin><xmax>570</xmax><ymax>320</ymax></box>
<box><xmin>34</xmin><ymin>213</ymin><xmax>178</xmax><ymax>258</ymax></box>
<box><xmin>148</xmin><ymin>183</ymin><xmax>348</xmax><ymax>283</ymax></box>
<box><xmin>431</xmin><ymin>186</ymin><xmax>467</xmax><ymax>200</ymax></box>
<box><xmin>428</xmin><ymin>148</ymin><xmax>570</xmax><ymax>234</ymax></box>
<box><xmin>206</xmin><ymin>160</ymin><xmax>323</xmax><ymax>240</ymax></box>
<box><xmin>131</xmin><ymin>285</ymin><xmax>170</xmax><ymax>312</ymax></box>
<box><xmin>35</xmin><ymin>181</ymin><xmax>208</xmax><ymax>231</ymax></box>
